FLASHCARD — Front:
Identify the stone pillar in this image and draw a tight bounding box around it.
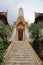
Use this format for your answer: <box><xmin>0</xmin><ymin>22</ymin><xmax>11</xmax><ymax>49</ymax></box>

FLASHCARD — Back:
<box><xmin>14</xmin><ymin>27</ymin><xmax>16</xmax><ymax>41</ymax></box>
<box><xmin>10</xmin><ymin>27</ymin><xmax>16</xmax><ymax>42</ymax></box>
<box><xmin>25</xmin><ymin>27</ymin><xmax>30</xmax><ymax>41</ymax></box>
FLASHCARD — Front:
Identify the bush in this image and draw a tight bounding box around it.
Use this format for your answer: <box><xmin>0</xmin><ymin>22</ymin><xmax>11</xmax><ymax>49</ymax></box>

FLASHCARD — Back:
<box><xmin>0</xmin><ymin>22</ymin><xmax>12</xmax><ymax>64</ymax></box>
<box><xmin>0</xmin><ymin>54</ymin><xmax>3</xmax><ymax>63</ymax></box>
<box><xmin>33</xmin><ymin>39</ymin><xmax>39</xmax><ymax>54</ymax></box>
<box><xmin>0</xmin><ymin>42</ymin><xmax>10</xmax><ymax>64</ymax></box>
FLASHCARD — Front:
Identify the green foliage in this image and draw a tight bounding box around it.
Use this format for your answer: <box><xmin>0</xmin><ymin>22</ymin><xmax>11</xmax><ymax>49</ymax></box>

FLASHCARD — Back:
<box><xmin>0</xmin><ymin>22</ymin><xmax>12</xmax><ymax>43</ymax></box>
<box><xmin>0</xmin><ymin>54</ymin><xmax>3</xmax><ymax>63</ymax></box>
<box><xmin>0</xmin><ymin>42</ymin><xmax>10</xmax><ymax>64</ymax></box>
<box><xmin>0</xmin><ymin>22</ymin><xmax>12</xmax><ymax>64</ymax></box>
<box><xmin>29</xmin><ymin>23</ymin><xmax>42</xmax><ymax>37</ymax></box>
<box><xmin>29</xmin><ymin>23</ymin><xmax>42</xmax><ymax>54</ymax></box>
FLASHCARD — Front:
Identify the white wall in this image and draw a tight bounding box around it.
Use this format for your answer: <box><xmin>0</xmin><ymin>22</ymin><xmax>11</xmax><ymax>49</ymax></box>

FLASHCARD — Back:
<box><xmin>25</xmin><ymin>27</ymin><xmax>30</xmax><ymax>41</ymax></box>
<box><xmin>10</xmin><ymin>27</ymin><xmax>16</xmax><ymax>41</ymax></box>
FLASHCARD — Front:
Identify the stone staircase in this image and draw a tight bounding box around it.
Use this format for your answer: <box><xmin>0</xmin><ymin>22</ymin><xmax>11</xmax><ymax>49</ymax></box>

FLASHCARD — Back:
<box><xmin>3</xmin><ymin>41</ymin><xmax>42</xmax><ymax>65</ymax></box>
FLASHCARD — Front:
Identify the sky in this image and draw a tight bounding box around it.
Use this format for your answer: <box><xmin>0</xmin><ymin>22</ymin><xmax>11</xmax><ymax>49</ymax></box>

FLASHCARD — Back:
<box><xmin>0</xmin><ymin>0</ymin><xmax>43</xmax><ymax>25</ymax></box>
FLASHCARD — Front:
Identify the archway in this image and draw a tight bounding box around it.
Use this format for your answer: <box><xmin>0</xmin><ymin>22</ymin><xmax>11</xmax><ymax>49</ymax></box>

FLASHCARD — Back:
<box><xmin>18</xmin><ymin>30</ymin><xmax>23</xmax><ymax>41</ymax></box>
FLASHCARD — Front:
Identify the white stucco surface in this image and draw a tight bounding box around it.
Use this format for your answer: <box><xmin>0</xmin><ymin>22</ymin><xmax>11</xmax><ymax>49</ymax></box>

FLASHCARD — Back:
<box><xmin>10</xmin><ymin>27</ymin><xmax>16</xmax><ymax>41</ymax></box>
<box><xmin>25</xmin><ymin>27</ymin><xmax>30</xmax><ymax>41</ymax></box>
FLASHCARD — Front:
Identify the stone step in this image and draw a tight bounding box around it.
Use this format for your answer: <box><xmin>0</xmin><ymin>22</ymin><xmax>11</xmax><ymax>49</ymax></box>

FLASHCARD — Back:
<box><xmin>4</xmin><ymin>62</ymin><xmax>38</xmax><ymax>65</ymax></box>
<box><xmin>3</xmin><ymin>41</ymin><xmax>42</xmax><ymax>65</ymax></box>
<box><xmin>5</xmin><ymin>57</ymin><xmax>35</xmax><ymax>61</ymax></box>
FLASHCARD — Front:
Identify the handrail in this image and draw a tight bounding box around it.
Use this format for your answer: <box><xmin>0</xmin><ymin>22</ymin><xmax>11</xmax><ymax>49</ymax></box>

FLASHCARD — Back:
<box><xmin>25</xmin><ymin>41</ymin><xmax>42</xmax><ymax>65</ymax></box>
<box><xmin>4</xmin><ymin>40</ymin><xmax>15</xmax><ymax>58</ymax></box>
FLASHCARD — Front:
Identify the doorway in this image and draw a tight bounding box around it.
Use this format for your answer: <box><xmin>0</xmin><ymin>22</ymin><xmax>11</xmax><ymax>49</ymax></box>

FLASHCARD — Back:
<box><xmin>18</xmin><ymin>30</ymin><xmax>23</xmax><ymax>41</ymax></box>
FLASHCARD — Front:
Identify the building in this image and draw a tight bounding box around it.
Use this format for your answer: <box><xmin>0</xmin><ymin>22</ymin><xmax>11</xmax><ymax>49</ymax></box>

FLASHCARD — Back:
<box><xmin>35</xmin><ymin>12</ymin><xmax>43</xmax><ymax>24</ymax></box>
<box><xmin>11</xmin><ymin>7</ymin><xmax>30</xmax><ymax>41</ymax></box>
<box><xmin>0</xmin><ymin>12</ymin><xmax>8</xmax><ymax>25</ymax></box>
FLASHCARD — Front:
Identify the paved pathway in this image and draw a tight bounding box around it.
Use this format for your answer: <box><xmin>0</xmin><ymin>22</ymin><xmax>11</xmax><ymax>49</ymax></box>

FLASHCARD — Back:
<box><xmin>3</xmin><ymin>41</ymin><xmax>42</xmax><ymax>65</ymax></box>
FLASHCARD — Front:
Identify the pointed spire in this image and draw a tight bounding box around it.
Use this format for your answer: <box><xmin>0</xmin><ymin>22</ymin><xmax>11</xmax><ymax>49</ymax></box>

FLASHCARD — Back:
<box><xmin>18</xmin><ymin>7</ymin><xmax>24</xmax><ymax>17</ymax></box>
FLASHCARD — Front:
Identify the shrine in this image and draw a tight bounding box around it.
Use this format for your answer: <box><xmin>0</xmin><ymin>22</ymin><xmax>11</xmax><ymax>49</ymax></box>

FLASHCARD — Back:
<box><xmin>12</xmin><ymin>7</ymin><xmax>29</xmax><ymax>41</ymax></box>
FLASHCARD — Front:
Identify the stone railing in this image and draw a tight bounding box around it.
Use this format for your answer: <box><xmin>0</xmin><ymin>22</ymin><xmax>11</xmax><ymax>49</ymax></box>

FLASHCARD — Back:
<box><xmin>4</xmin><ymin>40</ymin><xmax>15</xmax><ymax>58</ymax></box>
<box><xmin>25</xmin><ymin>41</ymin><xmax>43</xmax><ymax>65</ymax></box>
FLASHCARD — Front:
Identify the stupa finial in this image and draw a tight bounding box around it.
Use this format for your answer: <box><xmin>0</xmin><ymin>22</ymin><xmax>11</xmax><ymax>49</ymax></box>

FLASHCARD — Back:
<box><xmin>18</xmin><ymin>7</ymin><xmax>24</xmax><ymax>17</ymax></box>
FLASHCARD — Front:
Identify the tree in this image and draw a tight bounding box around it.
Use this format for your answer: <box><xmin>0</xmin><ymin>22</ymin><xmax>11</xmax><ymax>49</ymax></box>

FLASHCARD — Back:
<box><xmin>0</xmin><ymin>22</ymin><xmax>12</xmax><ymax>43</ymax></box>
<box><xmin>0</xmin><ymin>21</ymin><xmax>13</xmax><ymax>64</ymax></box>
<box><xmin>29</xmin><ymin>23</ymin><xmax>42</xmax><ymax>54</ymax></box>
